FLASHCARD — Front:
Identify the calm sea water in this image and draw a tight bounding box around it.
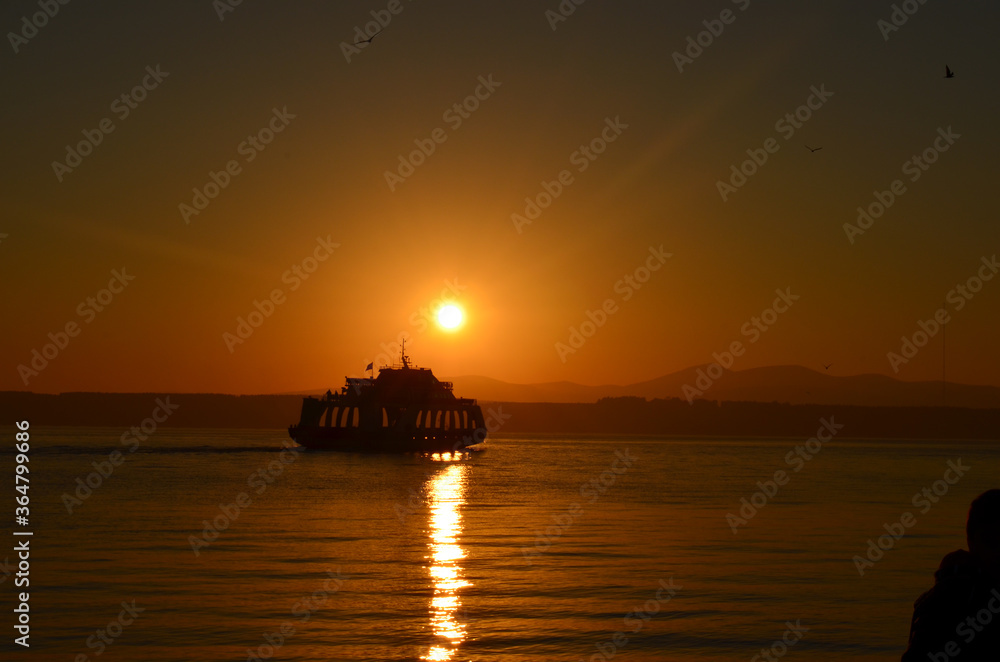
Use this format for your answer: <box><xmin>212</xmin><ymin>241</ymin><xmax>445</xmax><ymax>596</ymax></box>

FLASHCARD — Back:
<box><xmin>11</xmin><ymin>428</ymin><xmax>1000</xmax><ymax>661</ymax></box>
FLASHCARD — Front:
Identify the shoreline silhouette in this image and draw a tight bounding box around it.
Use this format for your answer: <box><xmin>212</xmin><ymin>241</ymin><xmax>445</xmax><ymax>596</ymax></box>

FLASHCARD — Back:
<box><xmin>4</xmin><ymin>391</ymin><xmax>999</xmax><ymax>440</ymax></box>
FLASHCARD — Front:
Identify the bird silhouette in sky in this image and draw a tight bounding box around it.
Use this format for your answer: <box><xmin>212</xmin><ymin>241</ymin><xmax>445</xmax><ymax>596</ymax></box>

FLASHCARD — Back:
<box><xmin>805</xmin><ymin>145</ymin><xmax>823</xmax><ymax>153</ymax></box>
<box><xmin>823</xmin><ymin>363</ymin><xmax>833</xmax><ymax>370</ymax></box>
<box><xmin>355</xmin><ymin>28</ymin><xmax>383</xmax><ymax>45</ymax></box>
<box><xmin>945</xmin><ymin>65</ymin><xmax>955</xmax><ymax>79</ymax></box>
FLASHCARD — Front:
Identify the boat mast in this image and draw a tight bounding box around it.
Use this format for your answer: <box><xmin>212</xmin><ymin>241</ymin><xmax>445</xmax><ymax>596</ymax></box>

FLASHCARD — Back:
<box><xmin>401</xmin><ymin>338</ymin><xmax>410</xmax><ymax>369</ymax></box>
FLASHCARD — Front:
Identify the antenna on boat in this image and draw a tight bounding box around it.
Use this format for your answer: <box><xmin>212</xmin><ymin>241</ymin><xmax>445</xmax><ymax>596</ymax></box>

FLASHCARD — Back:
<box><xmin>401</xmin><ymin>338</ymin><xmax>410</xmax><ymax>369</ymax></box>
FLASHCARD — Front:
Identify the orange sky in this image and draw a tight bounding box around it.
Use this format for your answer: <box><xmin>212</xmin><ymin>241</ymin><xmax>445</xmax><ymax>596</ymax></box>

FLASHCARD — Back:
<box><xmin>3</xmin><ymin>1</ymin><xmax>999</xmax><ymax>394</ymax></box>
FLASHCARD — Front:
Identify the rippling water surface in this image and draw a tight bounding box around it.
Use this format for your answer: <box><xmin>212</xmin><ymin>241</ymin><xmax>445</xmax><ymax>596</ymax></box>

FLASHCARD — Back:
<box><xmin>17</xmin><ymin>428</ymin><xmax>1000</xmax><ymax>660</ymax></box>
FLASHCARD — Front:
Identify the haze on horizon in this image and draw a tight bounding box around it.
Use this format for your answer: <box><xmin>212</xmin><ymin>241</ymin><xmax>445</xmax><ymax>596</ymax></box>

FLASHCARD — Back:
<box><xmin>3</xmin><ymin>0</ymin><xmax>999</xmax><ymax>396</ymax></box>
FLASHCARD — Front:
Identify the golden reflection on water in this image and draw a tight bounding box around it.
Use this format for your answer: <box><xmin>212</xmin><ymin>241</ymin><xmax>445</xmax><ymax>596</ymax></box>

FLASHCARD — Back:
<box><xmin>422</xmin><ymin>460</ymin><xmax>471</xmax><ymax>661</ymax></box>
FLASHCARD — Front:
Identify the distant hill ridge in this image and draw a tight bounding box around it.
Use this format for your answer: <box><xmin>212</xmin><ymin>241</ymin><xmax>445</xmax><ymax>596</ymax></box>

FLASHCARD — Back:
<box><xmin>4</xmin><ymin>366</ymin><xmax>997</xmax><ymax>437</ymax></box>
<box><xmin>2</xmin><ymin>391</ymin><xmax>998</xmax><ymax>440</ymax></box>
<box><xmin>442</xmin><ymin>365</ymin><xmax>1000</xmax><ymax>409</ymax></box>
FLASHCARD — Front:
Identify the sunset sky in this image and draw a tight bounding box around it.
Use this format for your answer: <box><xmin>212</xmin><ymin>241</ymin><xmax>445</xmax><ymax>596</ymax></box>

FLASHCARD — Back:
<box><xmin>3</xmin><ymin>0</ymin><xmax>999</xmax><ymax>394</ymax></box>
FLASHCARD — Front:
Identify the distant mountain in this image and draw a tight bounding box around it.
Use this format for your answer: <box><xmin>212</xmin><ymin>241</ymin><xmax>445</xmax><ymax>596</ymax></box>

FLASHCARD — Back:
<box><xmin>446</xmin><ymin>365</ymin><xmax>1000</xmax><ymax>409</ymax></box>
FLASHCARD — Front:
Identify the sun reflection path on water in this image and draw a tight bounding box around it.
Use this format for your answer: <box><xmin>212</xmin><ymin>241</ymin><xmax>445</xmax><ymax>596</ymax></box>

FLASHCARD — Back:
<box><xmin>422</xmin><ymin>457</ymin><xmax>471</xmax><ymax>661</ymax></box>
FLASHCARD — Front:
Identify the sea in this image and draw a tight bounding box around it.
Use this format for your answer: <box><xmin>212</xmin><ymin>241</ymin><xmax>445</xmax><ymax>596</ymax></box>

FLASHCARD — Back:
<box><xmin>10</xmin><ymin>428</ymin><xmax>1000</xmax><ymax>661</ymax></box>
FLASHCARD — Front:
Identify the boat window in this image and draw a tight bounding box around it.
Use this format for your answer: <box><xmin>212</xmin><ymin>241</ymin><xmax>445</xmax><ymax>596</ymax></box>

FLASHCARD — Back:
<box><xmin>352</xmin><ymin>408</ymin><xmax>360</xmax><ymax>427</ymax></box>
<box><xmin>384</xmin><ymin>408</ymin><xmax>390</xmax><ymax>427</ymax></box>
<box><xmin>462</xmin><ymin>411</ymin><xmax>468</xmax><ymax>428</ymax></box>
<box><xmin>340</xmin><ymin>407</ymin><xmax>350</xmax><ymax>428</ymax></box>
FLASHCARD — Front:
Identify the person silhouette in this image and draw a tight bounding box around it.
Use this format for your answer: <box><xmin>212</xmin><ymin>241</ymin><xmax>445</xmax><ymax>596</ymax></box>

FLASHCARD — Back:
<box><xmin>902</xmin><ymin>489</ymin><xmax>1000</xmax><ymax>661</ymax></box>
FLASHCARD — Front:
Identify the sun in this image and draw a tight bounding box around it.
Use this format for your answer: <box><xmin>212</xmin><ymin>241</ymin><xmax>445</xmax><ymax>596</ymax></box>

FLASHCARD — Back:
<box><xmin>436</xmin><ymin>304</ymin><xmax>464</xmax><ymax>331</ymax></box>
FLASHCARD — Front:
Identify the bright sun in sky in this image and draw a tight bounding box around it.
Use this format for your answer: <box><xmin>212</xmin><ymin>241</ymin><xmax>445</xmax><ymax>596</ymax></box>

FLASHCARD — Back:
<box><xmin>436</xmin><ymin>304</ymin><xmax>464</xmax><ymax>331</ymax></box>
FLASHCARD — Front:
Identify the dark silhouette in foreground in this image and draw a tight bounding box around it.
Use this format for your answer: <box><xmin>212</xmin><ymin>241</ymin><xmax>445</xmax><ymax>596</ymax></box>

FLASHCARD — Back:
<box><xmin>945</xmin><ymin>65</ymin><xmax>955</xmax><ymax>79</ymax></box>
<box><xmin>902</xmin><ymin>489</ymin><xmax>1000</xmax><ymax>661</ymax></box>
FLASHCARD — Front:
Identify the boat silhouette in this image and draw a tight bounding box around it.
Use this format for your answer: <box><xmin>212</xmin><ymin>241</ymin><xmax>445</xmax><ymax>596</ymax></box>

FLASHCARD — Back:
<box><xmin>288</xmin><ymin>342</ymin><xmax>487</xmax><ymax>452</ymax></box>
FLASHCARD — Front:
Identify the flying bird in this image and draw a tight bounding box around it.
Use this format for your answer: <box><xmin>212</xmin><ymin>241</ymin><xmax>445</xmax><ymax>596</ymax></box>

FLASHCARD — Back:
<box><xmin>823</xmin><ymin>363</ymin><xmax>833</xmax><ymax>370</ymax></box>
<box><xmin>805</xmin><ymin>145</ymin><xmax>823</xmax><ymax>153</ymax></box>
<box><xmin>945</xmin><ymin>65</ymin><xmax>955</xmax><ymax>79</ymax></box>
<box><xmin>355</xmin><ymin>28</ymin><xmax>382</xmax><ymax>45</ymax></box>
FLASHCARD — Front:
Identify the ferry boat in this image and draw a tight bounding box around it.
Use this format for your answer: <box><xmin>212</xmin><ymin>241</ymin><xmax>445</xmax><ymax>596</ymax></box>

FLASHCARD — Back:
<box><xmin>288</xmin><ymin>342</ymin><xmax>487</xmax><ymax>453</ymax></box>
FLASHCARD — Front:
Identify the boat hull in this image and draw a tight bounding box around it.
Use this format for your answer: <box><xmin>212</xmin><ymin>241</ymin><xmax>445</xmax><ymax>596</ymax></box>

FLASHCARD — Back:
<box><xmin>288</xmin><ymin>425</ymin><xmax>485</xmax><ymax>453</ymax></box>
